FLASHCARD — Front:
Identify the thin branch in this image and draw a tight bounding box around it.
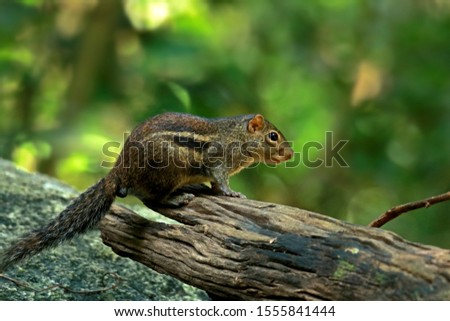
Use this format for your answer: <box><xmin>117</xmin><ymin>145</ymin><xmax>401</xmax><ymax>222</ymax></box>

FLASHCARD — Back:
<box><xmin>369</xmin><ymin>191</ymin><xmax>450</xmax><ymax>228</ymax></box>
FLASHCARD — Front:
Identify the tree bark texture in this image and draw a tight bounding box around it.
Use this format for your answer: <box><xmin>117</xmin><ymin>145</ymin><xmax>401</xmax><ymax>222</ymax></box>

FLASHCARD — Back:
<box><xmin>99</xmin><ymin>188</ymin><xmax>450</xmax><ymax>300</ymax></box>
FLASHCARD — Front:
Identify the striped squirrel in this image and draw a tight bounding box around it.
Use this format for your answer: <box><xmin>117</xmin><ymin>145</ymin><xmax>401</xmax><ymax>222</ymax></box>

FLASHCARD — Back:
<box><xmin>0</xmin><ymin>112</ymin><xmax>293</xmax><ymax>271</ymax></box>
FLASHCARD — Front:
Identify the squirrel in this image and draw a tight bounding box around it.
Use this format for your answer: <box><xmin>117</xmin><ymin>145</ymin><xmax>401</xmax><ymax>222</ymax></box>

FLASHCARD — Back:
<box><xmin>0</xmin><ymin>112</ymin><xmax>293</xmax><ymax>272</ymax></box>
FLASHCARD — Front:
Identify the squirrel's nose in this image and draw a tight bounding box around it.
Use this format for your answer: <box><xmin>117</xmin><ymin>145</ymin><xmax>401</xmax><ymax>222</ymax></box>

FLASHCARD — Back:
<box><xmin>282</xmin><ymin>147</ymin><xmax>293</xmax><ymax>160</ymax></box>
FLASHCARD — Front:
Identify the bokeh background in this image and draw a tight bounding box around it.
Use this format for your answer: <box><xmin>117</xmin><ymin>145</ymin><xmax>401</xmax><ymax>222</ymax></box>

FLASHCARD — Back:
<box><xmin>1</xmin><ymin>0</ymin><xmax>449</xmax><ymax>247</ymax></box>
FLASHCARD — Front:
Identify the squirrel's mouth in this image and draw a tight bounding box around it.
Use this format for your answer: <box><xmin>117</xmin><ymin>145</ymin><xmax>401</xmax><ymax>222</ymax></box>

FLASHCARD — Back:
<box><xmin>264</xmin><ymin>148</ymin><xmax>293</xmax><ymax>165</ymax></box>
<box><xmin>265</xmin><ymin>159</ymin><xmax>279</xmax><ymax>165</ymax></box>
<box><xmin>267</xmin><ymin>155</ymin><xmax>288</xmax><ymax>165</ymax></box>
<box><xmin>273</xmin><ymin>149</ymin><xmax>294</xmax><ymax>164</ymax></box>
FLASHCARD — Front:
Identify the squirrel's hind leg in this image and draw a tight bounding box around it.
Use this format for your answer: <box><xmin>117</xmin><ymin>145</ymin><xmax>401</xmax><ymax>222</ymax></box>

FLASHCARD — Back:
<box><xmin>142</xmin><ymin>192</ymin><xmax>195</xmax><ymax>208</ymax></box>
<box><xmin>162</xmin><ymin>192</ymin><xmax>195</xmax><ymax>207</ymax></box>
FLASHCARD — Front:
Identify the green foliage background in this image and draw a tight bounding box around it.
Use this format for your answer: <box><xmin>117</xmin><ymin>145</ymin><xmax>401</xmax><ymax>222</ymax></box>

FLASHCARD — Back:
<box><xmin>1</xmin><ymin>0</ymin><xmax>449</xmax><ymax>246</ymax></box>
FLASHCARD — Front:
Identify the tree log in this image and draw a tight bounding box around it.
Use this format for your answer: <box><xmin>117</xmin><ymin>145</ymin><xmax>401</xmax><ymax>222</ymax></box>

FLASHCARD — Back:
<box><xmin>99</xmin><ymin>187</ymin><xmax>450</xmax><ymax>300</ymax></box>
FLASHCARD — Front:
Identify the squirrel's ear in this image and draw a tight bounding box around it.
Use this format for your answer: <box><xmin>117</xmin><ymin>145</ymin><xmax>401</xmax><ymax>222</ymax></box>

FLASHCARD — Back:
<box><xmin>247</xmin><ymin>114</ymin><xmax>265</xmax><ymax>133</ymax></box>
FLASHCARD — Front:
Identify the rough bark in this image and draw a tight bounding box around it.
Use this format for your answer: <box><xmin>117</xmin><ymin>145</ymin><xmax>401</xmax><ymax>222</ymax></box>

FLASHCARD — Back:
<box><xmin>99</xmin><ymin>187</ymin><xmax>450</xmax><ymax>300</ymax></box>
<box><xmin>0</xmin><ymin>159</ymin><xmax>206</xmax><ymax>300</ymax></box>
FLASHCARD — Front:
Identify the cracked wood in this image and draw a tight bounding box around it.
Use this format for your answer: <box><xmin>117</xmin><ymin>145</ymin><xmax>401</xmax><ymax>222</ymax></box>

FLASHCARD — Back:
<box><xmin>99</xmin><ymin>188</ymin><xmax>450</xmax><ymax>300</ymax></box>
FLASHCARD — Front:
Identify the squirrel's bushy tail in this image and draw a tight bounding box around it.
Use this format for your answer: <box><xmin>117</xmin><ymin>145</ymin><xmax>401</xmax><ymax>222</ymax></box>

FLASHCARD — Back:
<box><xmin>0</xmin><ymin>174</ymin><xmax>118</xmax><ymax>272</ymax></box>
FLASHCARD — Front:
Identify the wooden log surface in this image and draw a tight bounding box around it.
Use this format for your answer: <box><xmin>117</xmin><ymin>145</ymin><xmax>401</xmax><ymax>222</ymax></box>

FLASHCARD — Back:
<box><xmin>99</xmin><ymin>187</ymin><xmax>450</xmax><ymax>300</ymax></box>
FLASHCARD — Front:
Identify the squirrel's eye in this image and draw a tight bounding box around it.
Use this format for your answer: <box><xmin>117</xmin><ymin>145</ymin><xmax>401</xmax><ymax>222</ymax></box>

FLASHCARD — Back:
<box><xmin>268</xmin><ymin>131</ymin><xmax>279</xmax><ymax>142</ymax></box>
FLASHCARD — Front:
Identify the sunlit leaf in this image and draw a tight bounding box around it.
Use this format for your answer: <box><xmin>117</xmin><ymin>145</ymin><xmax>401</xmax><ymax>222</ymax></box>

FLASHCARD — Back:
<box><xmin>167</xmin><ymin>81</ymin><xmax>191</xmax><ymax>111</ymax></box>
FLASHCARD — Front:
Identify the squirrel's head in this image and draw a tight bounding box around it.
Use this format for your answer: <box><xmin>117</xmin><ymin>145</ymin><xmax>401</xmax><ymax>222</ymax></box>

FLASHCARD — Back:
<box><xmin>244</xmin><ymin>114</ymin><xmax>293</xmax><ymax>165</ymax></box>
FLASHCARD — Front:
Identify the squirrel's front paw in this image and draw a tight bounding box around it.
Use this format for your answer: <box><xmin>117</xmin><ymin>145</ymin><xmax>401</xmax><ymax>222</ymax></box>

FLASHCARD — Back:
<box><xmin>222</xmin><ymin>190</ymin><xmax>247</xmax><ymax>198</ymax></box>
<box><xmin>211</xmin><ymin>182</ymin><xmax>247</xmax><ymax>199</ymax></box>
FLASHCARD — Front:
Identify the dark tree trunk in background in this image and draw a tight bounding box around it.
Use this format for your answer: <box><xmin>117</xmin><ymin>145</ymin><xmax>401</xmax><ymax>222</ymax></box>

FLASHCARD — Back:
<box><xmin>64</xmin><ymin>0</ymin><xmax>122</xmax><ymax>123</ymax></box>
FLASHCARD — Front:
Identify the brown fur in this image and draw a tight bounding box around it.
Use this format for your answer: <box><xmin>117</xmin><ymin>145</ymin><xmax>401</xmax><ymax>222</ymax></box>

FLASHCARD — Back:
<box><xmin>0</xmin><ymin>112</ymin><xmax>293</xmax><ymax>271</ymax></box>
